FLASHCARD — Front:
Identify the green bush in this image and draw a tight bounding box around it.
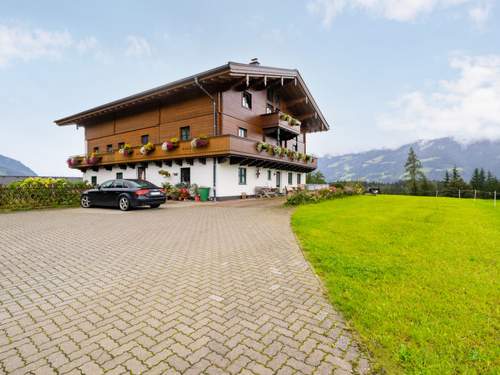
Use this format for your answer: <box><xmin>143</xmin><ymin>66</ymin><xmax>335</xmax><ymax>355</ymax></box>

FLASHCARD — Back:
<box><xmin>285</xmin><ymin>183</ymin><xmax>363</xmax><ymax>206</ymax></box>
<box><xmin>0</xmin><ymin>177</ymin><xmax>90</xmax><ymax>211</ymax></box>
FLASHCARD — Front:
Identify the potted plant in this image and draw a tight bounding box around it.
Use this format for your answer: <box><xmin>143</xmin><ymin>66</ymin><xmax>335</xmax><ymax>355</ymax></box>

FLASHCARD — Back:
<box><xmin>158</xmin><ymin>169</ymin><xmax>171</xmax><ymax>177</ymax></box>
<box><xmin>119</xmin><ymin>143</ymin><xmax>133</xmax><ymax>156</ymax></box>
<box><xmin>191</xmin><ymin>135</ymin><xmax>209</xmax><ymax>148</ymax></box>
<box><xmin>161</xmin><ymin>137</ymin><xmax>179</xmax><ymax>152</ymax></box>
<box><xmin>67</xmin><ymin>156</ymin><xmax>83</xmax><ymax>167</ymax></box>
<box><xmin>189</xmin><ymin>184</ymin><xmax>200</xmax><ymax>201</ymax></box>
<box><xmin>272</xmin><ymin>145</ymin><xmax>282</xmax><ymax>156</ymax></box>
<box><xmin>85</xmin><ymin>152</ymin><xmax>101</xmax><ymax>165</ymax></box>
<box><xmin>140</xmin><ymin>142</ymin><xmax>155</xmax><ymax>155</ymax></box>
<box><xmin>256</xmin><ymin>142</ymin><xmax>269</xmax><ymax>152</ymax></box>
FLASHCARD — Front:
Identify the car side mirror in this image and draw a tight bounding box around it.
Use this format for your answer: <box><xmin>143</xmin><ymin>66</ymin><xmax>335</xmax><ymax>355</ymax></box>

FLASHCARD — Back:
<box><xmin>96</xmin><ymin>184</ymin><xmax>101</xmax><ymax>189</ymax></box>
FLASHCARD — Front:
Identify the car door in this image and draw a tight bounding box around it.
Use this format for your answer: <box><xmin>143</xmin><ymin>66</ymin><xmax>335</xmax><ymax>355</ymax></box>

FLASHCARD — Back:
<box><xmin>96</xmin><ymin>180</ymin><xmax>114</xmax><ymax>206</ymax></box>
<box><xmin>110</xmin><ymin>180</ymin><xmax>126</xmax><ymax>205</ymax></box>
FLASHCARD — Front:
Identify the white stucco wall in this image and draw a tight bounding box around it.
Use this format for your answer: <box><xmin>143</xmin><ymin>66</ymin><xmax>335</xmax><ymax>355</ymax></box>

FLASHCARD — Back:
<box><xmin>83</xmin><ymin>159</ymin><xmax>306</xmax><ymax>199</ymax></box>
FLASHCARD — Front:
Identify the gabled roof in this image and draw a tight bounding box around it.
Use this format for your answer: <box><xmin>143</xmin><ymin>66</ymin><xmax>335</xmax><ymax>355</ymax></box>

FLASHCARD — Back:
<box><xmin>54</xmin><ymin>61</ymin><xmax>329</xmax><ymax>132</ymax></box>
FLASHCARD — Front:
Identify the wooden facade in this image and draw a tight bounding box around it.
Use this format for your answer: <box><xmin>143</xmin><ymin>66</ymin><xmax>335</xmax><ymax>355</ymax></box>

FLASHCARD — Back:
<box><xmin>56</xmin><ymin>61</ymin><xmax>329</xmax><ymax>174</ymax></box>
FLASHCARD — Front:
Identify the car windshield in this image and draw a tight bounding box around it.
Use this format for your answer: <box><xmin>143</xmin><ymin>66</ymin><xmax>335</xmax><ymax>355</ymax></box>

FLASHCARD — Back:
<box><xmin>127</xmin><ymin>180</ymin><xmax>158</xmax><ymax>189</ymax></box>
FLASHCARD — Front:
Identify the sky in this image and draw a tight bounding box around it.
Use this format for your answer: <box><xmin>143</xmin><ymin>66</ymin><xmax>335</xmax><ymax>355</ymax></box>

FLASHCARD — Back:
<box><xmin>0</xmin><ymin>0</ymin><xmax>499</xmax><ymax>176</ymax></box>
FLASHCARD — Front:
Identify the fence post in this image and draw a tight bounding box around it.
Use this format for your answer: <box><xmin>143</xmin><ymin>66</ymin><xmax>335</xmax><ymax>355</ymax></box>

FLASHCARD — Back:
<box><xmin>474</xmin><ymin>189</ymin><xmax>477</xmax><ymax>201</ymax></box>
<box><xmin>458</xmin><ymin>189</ymin><xmax>461</xmax><ymax>199</ymax></box>
<box><xmin>435</xmin><ymin>190</ymin><xmax>438</xmax><ymax>198</ymax></box>
<box><xmin>495</xmin><ymin>191</ymin><xmax>497</xmax><ymax>208</ymax></box>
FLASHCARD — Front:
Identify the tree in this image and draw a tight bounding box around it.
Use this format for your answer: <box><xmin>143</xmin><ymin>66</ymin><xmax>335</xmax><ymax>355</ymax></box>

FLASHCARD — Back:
<box><xmin>449</xmin><ymin>166</ymin><xmax>467</xmax><ymax>194</ymax></box>
<box><xmin>470</xmin><ymin>168</ymin><xmax>481</xmax><ymax>190</ymax></box>
<box><xmin>479</xmin><ymin>168</ymin><xmax>486</xmax><ymax>190</ymax></box>
<box><xmin>485</xmin><ymin>171</ymin><xmax>498</xmax><ymax>192</ymax></box>
<box><xmin>404</xmin><ymin>147</ymin><xmax>425</xmax><ymax>195</ymax></box>
<box><xmin>306</xmin><ymin>171</ymin><xmax>327</xmax><ymax>184</ymax></box>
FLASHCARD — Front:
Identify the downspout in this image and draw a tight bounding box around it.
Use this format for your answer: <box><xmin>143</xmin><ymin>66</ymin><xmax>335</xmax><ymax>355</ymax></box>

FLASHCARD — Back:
<box><xmin>194</xmin><ymin>77</ymin><xmax>217</xmax><ymax>201</ymax></box>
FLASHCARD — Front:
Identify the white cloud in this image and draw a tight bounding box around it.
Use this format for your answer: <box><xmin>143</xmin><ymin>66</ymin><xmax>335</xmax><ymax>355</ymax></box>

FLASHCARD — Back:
<box><xmin>0</xmin><ymin>24</ymin><xmax>105</xmax><ymax>67</ymax></box>
<box><xmin>0</xmin><ymin>24</ymin><xmax>73</xmax><ymax>66</ymax></box>
<box><xmin>378</xmin><ymin>54</ymin><xmax>500</xmax><ymax>142</ymax></box>
<box><xmin>125</xmin><ymin>35</ymin><xmax>152</xmax><ymax>57</ymax></box>
<box><xmin>468</xmin><ymin>2</ymin><xmax>492</xmax><ymax>28</ymax></box>
<box><xmin>308</xmin><ymin>0</ymin><xmax>493</xmax><ymax>26</ymax></box>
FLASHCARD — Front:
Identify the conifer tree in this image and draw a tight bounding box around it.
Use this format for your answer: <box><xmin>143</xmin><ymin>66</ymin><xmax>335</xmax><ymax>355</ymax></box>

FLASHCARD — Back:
<box><xmin>404</xmin><ymin>147</ymin><xmax>424</xmax><ymax>195</ymax></box>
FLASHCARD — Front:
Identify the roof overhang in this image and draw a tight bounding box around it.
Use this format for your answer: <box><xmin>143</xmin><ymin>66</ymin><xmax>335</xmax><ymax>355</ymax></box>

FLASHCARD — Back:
<box><xmin>54</xmin><ymin>61</ymin><xmax>330</xmax><ymax>133</ymax></box>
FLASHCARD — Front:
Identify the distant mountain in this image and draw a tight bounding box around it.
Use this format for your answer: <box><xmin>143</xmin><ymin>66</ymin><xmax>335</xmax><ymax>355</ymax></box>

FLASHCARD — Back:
<box><xmin>318</xmin><ymin>138</ymin><xmax>500</xmax><ymax>182</ymax></box>
<box><xmin>0</xmin><ymin>154</ymin><xmax>37</xmax><ymax>176</ymax></box>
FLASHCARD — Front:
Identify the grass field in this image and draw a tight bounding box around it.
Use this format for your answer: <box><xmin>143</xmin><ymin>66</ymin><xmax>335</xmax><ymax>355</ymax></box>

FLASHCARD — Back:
<box><xmin>291</xmin><ymin>195</ymin><xmax>499</xmax><ymax>374</ymax></box>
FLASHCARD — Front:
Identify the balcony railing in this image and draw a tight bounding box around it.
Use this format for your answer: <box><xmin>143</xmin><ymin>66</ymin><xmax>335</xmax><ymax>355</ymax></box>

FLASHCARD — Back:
<box><xmin>67</xmin><ymin>135</ymin><xmax>316</xmax><ymax>170</ymax></box>
<box><xmin>260</xmin><ymin>112</ymin><xmax>301</xmax><ymax>140</ymax></box>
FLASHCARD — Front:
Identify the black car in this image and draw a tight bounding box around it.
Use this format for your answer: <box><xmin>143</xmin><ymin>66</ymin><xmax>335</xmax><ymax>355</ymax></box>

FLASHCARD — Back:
<box><xmin>81</xmin><ymin>179</ymin><xmax>166</xmax><ymax>211</ymax></box>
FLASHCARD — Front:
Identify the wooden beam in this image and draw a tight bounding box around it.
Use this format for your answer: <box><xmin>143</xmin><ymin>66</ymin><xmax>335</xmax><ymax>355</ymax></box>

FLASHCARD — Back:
<box><xmin>186</xmin><ymin>159</ymin><xmax>194</xmax><ymax>166</ymax></box>
<box><xmin>163</xmin><ymin>160</ymin><xmax>172</xmax><ymax>167</ymax></box>
<box><xmin>175</xmin><ymin>159</ymin><xmax>183</xmax><ymax>166</ymax></box>
<box><xmin>297</xmin><ymin>112</ymin><xmax>316</xmax><ymax>121</ymax></box>
<box><xmin>154</xmin><ymin>161</ymin><xmax>162</xmax><ymax>168</ymax></box>
<box><xmin>198</xmin><ymin>157</ymin><xmax>206</xmax><ymax>165</ymax></box>
<box><xmin>287</xmin><ymin>97</ymin><xmax>308</xmax><ymax>107</ymax></box>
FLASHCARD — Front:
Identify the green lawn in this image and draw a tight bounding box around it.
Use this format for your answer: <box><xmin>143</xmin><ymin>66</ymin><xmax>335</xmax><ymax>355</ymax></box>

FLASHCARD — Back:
<box><xmin>291</xmin><ymin>195</ymin><xmax>499</xmax><ymax>374</ymax></box>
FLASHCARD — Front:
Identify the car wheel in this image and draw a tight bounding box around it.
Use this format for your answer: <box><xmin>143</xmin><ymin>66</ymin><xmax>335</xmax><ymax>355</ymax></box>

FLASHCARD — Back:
<box><xmin>150</xmin><ymin>204</ymin><xmax>160</xmax><ymax>209</ymax></box>
<box><xmin>81</xmin><ymin>195</ymin><xmax>91</xmax><ymax>208</ymax></box>
<box><xmin>118</xmin><ymin>196</ymin><xmax>131</xmax><ymax>211</ymax></box>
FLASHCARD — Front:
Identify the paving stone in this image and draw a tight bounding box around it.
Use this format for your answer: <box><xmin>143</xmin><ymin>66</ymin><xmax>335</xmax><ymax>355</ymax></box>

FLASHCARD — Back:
<box><xmin>0</xmin><ymin>199</ymin><xmax>370</xmax><ymax>374</ymax></box>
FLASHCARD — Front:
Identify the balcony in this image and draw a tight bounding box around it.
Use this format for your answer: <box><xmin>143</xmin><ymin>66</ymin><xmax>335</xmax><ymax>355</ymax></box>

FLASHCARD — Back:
<box><xmin>67</xmin><ymin>135</ymin><xmax>317</xmax><ymax>172</ymax></box>
<box><xmin>260</xmin><ymin>112</ymin><xmax>301</xmax><ymax>141</ymax></box>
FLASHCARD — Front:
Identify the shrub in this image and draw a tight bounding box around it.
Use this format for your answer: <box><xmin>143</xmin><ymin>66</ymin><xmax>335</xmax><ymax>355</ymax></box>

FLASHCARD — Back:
<box><xmin>0</xmin><ymin>177</ymin><xmax>90</xmax><ymax>210</ymax></box>
<box><xmin>285</xmin><ymin>184</ymin><xmax>360</xmax><ymax>206</ymax></box>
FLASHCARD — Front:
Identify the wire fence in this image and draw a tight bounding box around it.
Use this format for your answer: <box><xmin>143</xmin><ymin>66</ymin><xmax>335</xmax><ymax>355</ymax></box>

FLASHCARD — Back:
<box><xmin>383</xmin><ymin>188</ymin><xmax>497</xmax><ymax>207</ymax></box>
<box><xmin>0</xmin><ymin>186</ymin><xmax>87</xmax><ymax>210</ymax></box>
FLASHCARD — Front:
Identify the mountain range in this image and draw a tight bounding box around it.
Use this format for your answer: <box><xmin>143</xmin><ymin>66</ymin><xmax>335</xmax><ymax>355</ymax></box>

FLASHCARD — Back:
<box><xmin>0</xmin><ymin>154</ymin><xmax>37</xmax><ymax>176</ymax></box>
<box><xmin>318</xmin><ymin>138</ymin><xmax>500</xmax><ymax>182</ymax></box>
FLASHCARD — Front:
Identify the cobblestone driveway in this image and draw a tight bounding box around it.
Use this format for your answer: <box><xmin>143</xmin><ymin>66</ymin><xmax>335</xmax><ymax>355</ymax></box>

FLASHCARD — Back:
<box><xmin>0</xmin><ymin>200</ymin><xmax>370</xmax><ymax>374</ymax></box>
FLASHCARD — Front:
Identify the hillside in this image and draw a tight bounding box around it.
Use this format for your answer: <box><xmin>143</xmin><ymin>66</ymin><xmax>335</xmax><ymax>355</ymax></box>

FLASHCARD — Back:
<box><xmin>0</xmin><ymin>154</ymin><xmax>37</xmax><ymax>176</ymax></box>
<box><xmin>318</xmin><ymin>138</ymin><xmax>500</xmax><ymax>182</ymax></box>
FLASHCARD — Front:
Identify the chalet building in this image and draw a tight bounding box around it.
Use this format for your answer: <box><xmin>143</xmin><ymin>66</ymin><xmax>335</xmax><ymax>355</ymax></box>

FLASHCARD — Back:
<box><xmin>55</xmin><ymin>60</ymin><xmax>329</xmax><ymax>199</ymax></box>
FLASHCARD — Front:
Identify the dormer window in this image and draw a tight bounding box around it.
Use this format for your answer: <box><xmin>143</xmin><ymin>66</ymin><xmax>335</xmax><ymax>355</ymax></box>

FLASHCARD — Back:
<box><xmin>242</xmin><ymin>91</ymin><xmax>252</xmax><ymax>110</ymax></box>
<box><xmin>141</xmin><ymin>134</ymin><xmax>149</xmax><ymax>144</ymax></box>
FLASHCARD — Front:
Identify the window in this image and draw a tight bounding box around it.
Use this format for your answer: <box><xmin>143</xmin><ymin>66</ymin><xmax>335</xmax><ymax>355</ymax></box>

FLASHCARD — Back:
<box><xmin>106</xmin><ymin>144</ymin><xmax>113</xmax><ymax>153</ymax></box>
<box><xmin>297</xmin><ymin>173</ymin><xmax>302</xmax><ymax>185</ymax></box>
<box><xmin>180</xmin><ymin>168</ymin><xmax>191</xmax><ymax>184</ymax></box>
<box><xmin>113</xmin><ymin>180</ymin><xmax>124</xmax><ymax>188</ymax></box>
<box><xmin>100</xmin><ymin>180</ymin><xmax>114</xmax><ymax>189</ymax></box>
<box><xmin>288</xmin><ymin>172</ymin><xmax>293</xmax><ymax>185</ymax></box>
<box><xmin>267</xmin><ymin>170</ymin><xmax>272</xmax><ymax>181</ymax></box>
<box><xmin>180</xmin><ymin>126</ymin><xmax>190</xmax><ymax>141</ymax></box>
<box><xmin>242</xmin><ymin>91</ymin><xmax>252</xmax><ymax>109</ymax></box>
<box><xmin>116</xmin><ymin>172</ymin><xmax>123</xmax><ymax>180</ymax></box>
<box><xmin>93</xmin><ymin>146</ymin><xmax>99</xmax><ymax>153</ymax></box>
<box><xmin>238</xmin><ymin>127</ymin><xmax>247</xmax><ymax>138</ymax></box>
<box><xmin>118</xmin><ymin>142</ymin><xmax>125</xmax><ymax>150</ymax></box>
<box><xmin>238</xmin><ymin>167</ymin><xmax>247</xmax><ymax>185</ymax></box>
<box><xmin>141</xmin><ymin>134</ymin><xmax>149</xmax><ymax>144</ymax></box>
<box><xmin>91</xmin><ymin>176</ymin><xmax>97</xmax><ymax>186</ymax></box>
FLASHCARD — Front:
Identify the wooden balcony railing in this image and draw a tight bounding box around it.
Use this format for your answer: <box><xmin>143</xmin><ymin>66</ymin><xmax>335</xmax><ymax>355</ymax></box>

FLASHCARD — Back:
<box><xmin>260</xmin><ymin>112</ymin><xmax>301</xmax><ymax>140</ymax></box>
<box><xmin>67</xmin><ymin>135</ymin><xmax>317</xmax><ymax>170</ymax></box>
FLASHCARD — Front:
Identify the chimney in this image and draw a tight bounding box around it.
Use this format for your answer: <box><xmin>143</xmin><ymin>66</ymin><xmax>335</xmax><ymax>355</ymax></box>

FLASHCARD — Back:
<box><xmin>249</xmin><ymin>58</ymin><xmax>260</xmax><ymax>65</ymax></box>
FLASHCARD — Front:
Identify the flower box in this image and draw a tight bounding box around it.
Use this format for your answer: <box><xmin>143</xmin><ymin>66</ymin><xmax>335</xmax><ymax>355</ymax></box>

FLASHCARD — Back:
<box><xmin>67</xmin><ymin>156</ymin><xmax>83</xmax><ymax>167</ymax></box>
<box><xmin>161</xmin><ymin>137</ymin><xmax>179</xmax><ymax>152</ymax></box>
<box><xmin>191</xmin><ymin>136</ymin><xmax>209</xmax><ymax>149</ymax></box>
<box><xmin>85</xmin><ymin>153</ymin><xmax>101</xmax><ymax>165</ymax></box>
<box><xmin>140</xmin><ymin>142</ymin><xmax>155</xmax><ymax>155</ymax></box>
<box><xmin>119</xmin><ymin>144</ymin><xmax>133</xmax><ymax>156</ymax></box>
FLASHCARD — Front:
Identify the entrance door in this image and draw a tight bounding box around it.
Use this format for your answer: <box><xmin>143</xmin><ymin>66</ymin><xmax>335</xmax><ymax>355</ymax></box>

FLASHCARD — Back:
<box><xmin>276</xmin><ymin>171</ymin><xmax>281</xmax><ymax>189</ymax></box>
<box><xmin>180</xmin><ymin>167</ymin><xmax>191</xmax><ymax>185</ymax></box>
<box><xmin>137</xmin><ymin>166</ymin><xmax>146</xmax><ymax>180</ymax></box>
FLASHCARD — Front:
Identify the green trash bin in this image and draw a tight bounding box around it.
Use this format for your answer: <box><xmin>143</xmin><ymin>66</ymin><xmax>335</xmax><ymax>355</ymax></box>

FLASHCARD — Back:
<box><xmin>198</xmin><ymin>187</ymin><xmax>210</xmax><ymax>202</ymax></box>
